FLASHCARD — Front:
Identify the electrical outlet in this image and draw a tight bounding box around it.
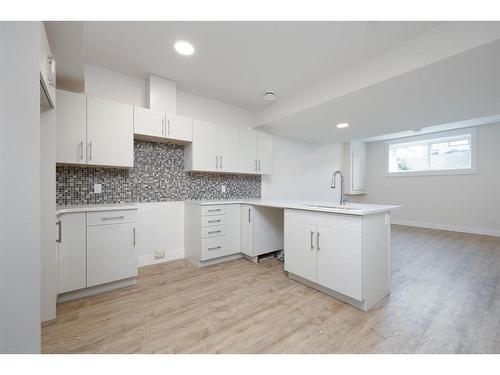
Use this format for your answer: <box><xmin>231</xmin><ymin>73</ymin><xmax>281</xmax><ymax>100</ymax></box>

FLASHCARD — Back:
<box><xmin>221</xmin><ymin>185</ymin><xmax>226</xmax><ymax>193</ymax></box>
<box><xmin>94</xmin><ymin>183</ymin><xmax>102</xmax><ymax>194</ymax></box>
<box><xmin>154</xmin><ymin>249</ymin><xmax>166</xmax><ymax>259</ymax></box>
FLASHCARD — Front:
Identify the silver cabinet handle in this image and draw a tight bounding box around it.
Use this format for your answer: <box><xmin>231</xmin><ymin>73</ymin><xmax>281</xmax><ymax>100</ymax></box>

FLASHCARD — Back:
<box><xmin>208</xmin><ymin>230</ymin><xmax>221</xmax><ymax>234</ymax></box>
<box><xmin>215</xmin><ymin>155</ymin><xmax>218</xmax><ymax>169</ymax></box>
<box><xmin>80</xmin><ymin>141</ymin><xmax>84</xmax><ymax>160</ymax></box>
<box><xmin>258</xmin><ymin>160</ymin><xmax>261</xmax><ymax>171</ymax></box>
<box><xmin>208</xmin><ymin>246</ymin><xmax>221</xmax><ymax>251</ymax></box>
<box><xmin>56</xmin><ymin>221</ymin><xmax>62</xmax><ymax>243</ymax></box>
<box><xmin>317</xmin><ymin>231</ymin><xmax>320</xmax><ymax>250</ymax></box>
<box><xmin>208</xmin><ymin>219</ymin><xmax>221</xmax><ymax>223</ymax></box>
<box><xmin>219</xmin><ymin>155</ymin><xmax>222</xmax><ymax>169</ymax></box>
<box><xmin>310</xmin><ymin>231</ymin><xmax>314</xmax><ymax>249</ymax></box>
<box><xmin>248</xmin><ymin>208</ymin><xmax>251</xmax><ymax>222</ymax></box>
<box><xmin>168</xmin><ymin>119</ymin><xmax>171</xmax><ymax>135</ymax></box>
<box><xmin>133</xmin><ymin>228</ymin><xmax>136</xmax><ymax>246</ymax></box>
<box><xmin>208</xmin><ymin>208</ymin><xmax>221</xmax><ymax>212</ymax></box>
<box><xmin>88</xmin><ymin>142</ymin><xmax>93</xmax><ymax>160</ymax></box>
<box><xmin>101</xmin><ymin>215</ymin><xmax>125</xmax><ymax>220</ymax></box>
<box><xmin>255</xmin><ymin>159</ymin><xmax>258</xmax><ymax>171</ymax></box>
<box><xmin>161</xmin><ymin>118</ymin><xmax>165</xmax><ymax>136</ymax></box>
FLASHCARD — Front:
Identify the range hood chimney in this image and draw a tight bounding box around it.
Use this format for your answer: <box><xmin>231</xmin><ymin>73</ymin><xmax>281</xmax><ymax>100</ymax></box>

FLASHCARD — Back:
<box><xmin>146</xmin><ymin>74</ymin><xmax>177</xmax><ymax>114</ymax></box>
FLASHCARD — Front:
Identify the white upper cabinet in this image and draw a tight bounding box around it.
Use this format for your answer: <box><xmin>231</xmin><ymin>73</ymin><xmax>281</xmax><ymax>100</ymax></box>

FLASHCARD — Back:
<box><xmin>56</xmin><ymin>89</ymin><xmax>87</xmax><ymax>165</ymax></box>
<box><xmin>87</xmin><ymin>96</ymin><xmax>134</xmax><ymax>168</ymax></box>
<box><xmin>257</xmin><ymin>131</ymin><xmax>273</xmax><ymax>175</ymax></box>
<box><xmin>166</xmin><ymin>113</ymin><xmax>193</xmax><ymax>142</ymax></box>
<box><xmin>238</xmin><ymin>128</ymin><xmax>258</xmax><ymax>173</ymax></box>
<box><xmin>239</xmin><ymin>129</ymin><xmax>273</xmax><ymax>175</ymax></box>
<box><xmin>185</xmin><ymin>119</ymin><xmax>219</xmax><ymax>172</ymax></box>
<box><xmin>185</xmin><ymin>120</ymin><xmax>239</xmax><ymax>173</ymax></box>
<box><xmin>39</xmin><ymin>22</ymin><xmax>56</xmax><ymax>108</ymax></box>
<box><xmin>343</xmin><ymin>140</ymin><xmax>367</xmax><ymax>194</ymax></box>
<box><xmin>218</xmin><ymin>125</ymin><xmax>239</xmax><ymax>173</ymax></box>
<box><xmin>133</xmin><ymin>106</ymin><xmax>165</xmax><ymax>139</ymax></box>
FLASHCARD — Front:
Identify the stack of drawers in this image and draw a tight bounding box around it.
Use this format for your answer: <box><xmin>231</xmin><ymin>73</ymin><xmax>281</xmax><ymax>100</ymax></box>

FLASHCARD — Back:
<box><xmin>200</xmin><ymin>205</ymin><xmax>227</xmax><ymax>260</ymax></box>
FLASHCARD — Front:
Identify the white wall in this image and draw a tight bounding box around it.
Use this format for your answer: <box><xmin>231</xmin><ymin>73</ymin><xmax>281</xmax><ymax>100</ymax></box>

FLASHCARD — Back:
<box><xmin>354</xmin><ymin>123</ymin><xmax>500</xmax><ymax>236</ymax></box>
<box><xmin>0</xmin><ymin>22</ymin><xmax>41</xmax><ymax>353</ymax></box>
<box><xmin>262</xmin><ymin>135</ymin><xmax>343</xmax><ymax>202</ymax></box>
<box><xmin>84</xmin><ymin>64</ymin><xmax>253</xmax><ymax>128</ymax></box>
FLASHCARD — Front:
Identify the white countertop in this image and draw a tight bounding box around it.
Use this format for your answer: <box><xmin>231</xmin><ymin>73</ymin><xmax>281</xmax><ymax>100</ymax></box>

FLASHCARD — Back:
<box><xmin>56</xmin><ymin>203</ymin><xmax>138</xmax><ymax>215</ymax></box>
<box><xmin>185</xmin><ymin>199</ymin><xmax>400</xmax><ymax>216</ymax></box>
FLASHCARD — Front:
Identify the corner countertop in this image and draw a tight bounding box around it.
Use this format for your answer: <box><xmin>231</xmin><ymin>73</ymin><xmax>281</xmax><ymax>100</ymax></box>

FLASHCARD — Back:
<box><xmin>56</xmin><ymin>203</ymin><xmax>138</xmax><ymax>215</ymax></box>
<box><xmin>185</xmin><ymin>199</ymin><xmax>400</xmax><ymax>216</ymax></box>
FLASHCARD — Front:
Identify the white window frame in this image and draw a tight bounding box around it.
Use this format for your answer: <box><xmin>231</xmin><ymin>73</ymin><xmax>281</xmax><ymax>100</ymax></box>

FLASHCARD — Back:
<box><xmin>386</xmin><ymin>127</ymin><xmax>477</xmax><ymax>177</ymax></box>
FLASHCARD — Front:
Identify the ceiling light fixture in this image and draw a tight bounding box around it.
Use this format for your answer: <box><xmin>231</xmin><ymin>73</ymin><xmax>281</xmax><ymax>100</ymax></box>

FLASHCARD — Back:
<box><xmin>263</xmin><ymin>90</ymin><xmax>277</xmax><ymax>102</ymax></box>
<box><xmin>336</xmin><ymin>122</ymin><xmax>350</xmax><ymax>129</ymax></box>
<box><xmin>174</xmin><ymin>40</ymin><xmax>195</xmax><ymax>56</ymax></box>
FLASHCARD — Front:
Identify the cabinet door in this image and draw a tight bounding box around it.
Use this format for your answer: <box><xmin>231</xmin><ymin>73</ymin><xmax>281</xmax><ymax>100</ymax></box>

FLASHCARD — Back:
<box><xmin>239</xmin><ymin>128</ymin><xmax>258</xmax><ymax>174</ymax></box>
<box><xmin>56</xmin><ymin>90</ymin><xmax>86</xmax><ymax>164</ymax></box>
<box><xmin>351</xmin><ymin>141</ymin><xmax>367</xmax><ymax>192</ymax></box>
<box><xmin>191</xmin><ymin>119</ymin><xmax>218</xmax><ymax>172</ymax></box>
<box><xmin>87</xmin><ymin>96</ymin><xmax>134</xmax><ymax>167</ymax></box>
<box><xmin>218</xmin><ymin>125</ymin><xmax>239</xmax><ymax>173</ymax></box>
<box><xmin>316</xmin><ymin>225</ymin><xmax>362</xmax><ymax>301</ymax></box>
<box><xmin>166</xmin><ymin>113</ymin><xmax>193</xmax><ymax>142</ymax></box>
<box><xmin>58</xmin><ymin>213</ymin><xmax>86</xmax><ymax>293</ymax></box>
<box><xmin>224</xmin><ymin>204</ymin><xmax>241</xmax><ymax>255</ymax></box>
<box><xmin>87</xmin><ymin>223</ymin><xmax>137</xmax><ymax>287</ymax></box>
<box><xmin>257</xmin><ymin>131</ymin><xmax>273</xmax><ymax>174</ymax></box>
<box><xmin>241</xmin><ymin>205</ymin><xmax>254</xmax><ymax>256</ymax></box>
<box><xmin>134</xmin><ymin>106</ymin><xmax>165</xmax><ymax>138</ymax></box>
<box><xmin>284</xmin><ymin>220</ymin><xmax>317</xmax><ymax>282</ymax></box>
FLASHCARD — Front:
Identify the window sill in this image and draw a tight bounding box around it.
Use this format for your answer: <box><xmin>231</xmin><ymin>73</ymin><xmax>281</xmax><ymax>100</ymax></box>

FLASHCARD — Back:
<box><xmin>386</xmin><ymin>168</ymin><xmax>477</xmax><ymax>177</ymax></box>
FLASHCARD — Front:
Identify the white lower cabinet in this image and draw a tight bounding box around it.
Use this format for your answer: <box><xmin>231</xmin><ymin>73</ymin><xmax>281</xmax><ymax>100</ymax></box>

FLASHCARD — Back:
<box><xmin>57</xmin><ymin>212</ymin><xmax>86</xmax><ymax>294</ymax></box>
<box><xmin>284</xmin><ymin>209</ymin><xmax>389</xmax><ymax>310</ymax></box>
<box><xmin>87</xmin><ymin>222</ymin><xmax>137</xmax><ymax>287</ymax></box>
<box><xmin>57</xmin><ymin>209</ymin><xmax>138</xmax><ymax>295</ymax></box>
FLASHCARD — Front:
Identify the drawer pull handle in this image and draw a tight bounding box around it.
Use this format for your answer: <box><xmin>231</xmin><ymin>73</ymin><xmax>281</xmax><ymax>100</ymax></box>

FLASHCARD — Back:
<box><xmin>208</xmin><ymin>209</ymin><xmax>221</xmax><ymax>212</ymax></box>
<box><xmin>208</xmin><ymin>230</ymin><xmax>221</xmax><ymax>234</ymax></box>
<box><xmin>208</xmin><ymin>246</ymin><xmax>221</xmax><ymax>251</ymax></box>
<box><xmin>102</xmin><ymin>215</ymin><xmax>125</xmax><ymax>220</ymax></box>
<box><xmin>56</xmin><ymin>221</ymin><xmax>62</xmax><ymax>243</ymax></box>
<box><xmin>208</xmin><ymin>219</ymin><xmax>221</xmax><ymax>223</ymax></box>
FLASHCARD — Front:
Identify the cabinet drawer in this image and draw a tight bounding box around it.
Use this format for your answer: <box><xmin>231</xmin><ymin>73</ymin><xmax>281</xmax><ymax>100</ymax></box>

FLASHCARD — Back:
<box><xmin>87</xmin><ymin>209</ymin><xmax>138</xmax><ymax>226</ymax></box>
<box><xmin>201</xmin><ymin>225</ymin><xmax>225</xmax><ymax>238</ymax></box>
<box><xmin>201</xmin><ymin>236</ymin><xmax>226</xmax><ymax>261</ymax></box>
<box><xmin>201</xmin><ymin>214</ymin><xmax>225</xmax><ymax>227</ymax></box>
<box><xmin>201</xmin><ymin>205</ymin><xmax>226</xmax><ymax>216</ymax></box>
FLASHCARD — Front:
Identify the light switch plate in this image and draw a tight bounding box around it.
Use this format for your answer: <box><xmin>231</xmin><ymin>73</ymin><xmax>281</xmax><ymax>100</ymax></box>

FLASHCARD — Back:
<box><xmin>94</xmin><ymin>183</ymin><xmax>102</xmax><ymax>194</ymax></box>
<box><xmin>221</xmin><ymin>185</ymin><xmax>226</xmax><ymax>193</ymax></box>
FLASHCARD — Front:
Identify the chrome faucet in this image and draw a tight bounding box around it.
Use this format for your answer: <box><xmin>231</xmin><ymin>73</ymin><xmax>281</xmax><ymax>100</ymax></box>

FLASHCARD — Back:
<box><xmin>331</xmin><ymin>170</ymin><xmax>345</xmax><ymax>205</ymax></box>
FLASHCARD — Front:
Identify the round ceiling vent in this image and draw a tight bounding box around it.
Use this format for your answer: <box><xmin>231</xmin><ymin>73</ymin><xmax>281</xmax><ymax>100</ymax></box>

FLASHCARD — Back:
<box><xmin>263</xmin><ymin>90</ymin><xmax>277</xmax><ymax>102</ymax></box>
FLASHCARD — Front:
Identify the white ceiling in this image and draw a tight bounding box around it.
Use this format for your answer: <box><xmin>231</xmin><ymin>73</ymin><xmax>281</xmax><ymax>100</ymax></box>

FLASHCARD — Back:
<box><xmin>46</xmin><ymin>21</ymin><xmax>439</xmax><ymax>110</ymax></box>
<box><xmin>259</xmin><ymin>39</ymin><xmax>500</xmax><ymax>144</ymax></box>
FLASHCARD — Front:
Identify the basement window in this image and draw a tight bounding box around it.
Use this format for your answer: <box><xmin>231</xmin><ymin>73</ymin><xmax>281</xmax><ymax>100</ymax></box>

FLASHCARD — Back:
<box><xmin>386</xmin><ymin>128</ymin><xmax>477</xmax><ymax>176</ymax></box>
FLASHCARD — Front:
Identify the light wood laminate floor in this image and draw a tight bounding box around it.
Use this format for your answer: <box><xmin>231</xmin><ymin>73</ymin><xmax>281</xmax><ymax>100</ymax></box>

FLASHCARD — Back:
<box><xmin>42</xmin><ymin>225</ymin><xmax>500</xmax><ymax>353</ymax></box>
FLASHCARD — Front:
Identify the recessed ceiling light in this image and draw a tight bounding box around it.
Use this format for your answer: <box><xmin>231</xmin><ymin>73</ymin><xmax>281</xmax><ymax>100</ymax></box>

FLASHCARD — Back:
<box><xmin>263</xmin><ymin>90</ymin><xmax>277</xmax><ymax>101</ymax></box>
<box><xmin>336</xmin><ymin>122</ymin><xmax>350</xmax><ymax>129</ymax></box>
<box><xmin>174</xmin><ymin>40</ymin><xmax>195</xmax><ymax>56</ymax></box>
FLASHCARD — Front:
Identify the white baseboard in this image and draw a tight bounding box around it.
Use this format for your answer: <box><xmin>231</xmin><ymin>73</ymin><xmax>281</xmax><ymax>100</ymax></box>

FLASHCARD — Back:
<box><xmin>138</xmin><ymin>248</ymin><xmax>185</xmax><ymax>267</ymax></box>
<box><xmin>391</xmin><ymin>219</ymin><xmax>500</xmax><ymax>237</ymax></box>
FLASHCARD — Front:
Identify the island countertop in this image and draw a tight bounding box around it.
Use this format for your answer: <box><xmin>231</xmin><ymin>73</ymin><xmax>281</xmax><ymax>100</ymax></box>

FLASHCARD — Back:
<box><xmin>185</xmin><ymin>199</ymin><xmax>400</xmax><ymax>216</ymax></box>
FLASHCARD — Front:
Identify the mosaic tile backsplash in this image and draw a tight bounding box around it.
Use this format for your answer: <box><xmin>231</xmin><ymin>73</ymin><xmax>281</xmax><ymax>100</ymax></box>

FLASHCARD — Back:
<box><xmin>56</xmin><ymin>141</ymin><xmax>262</xmax><ymax>206</ymax></box>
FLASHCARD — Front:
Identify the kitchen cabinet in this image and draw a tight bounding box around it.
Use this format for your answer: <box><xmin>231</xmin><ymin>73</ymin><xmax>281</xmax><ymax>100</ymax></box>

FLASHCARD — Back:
<box><xmin>134</xmin><ymin>106</ymin><xmax>164</xmax><ymax>139</ymax></box>
<box><xmin>87</xmin><ymin>96</ymin><xmax>134</xmax><ymax>167</ymax></box>
<box><xmin>56</xmin><ymin>89</ymin><xmax>87</xmax><ymax>164</ymax></box>
<box><xmin>184</xmin><ymin>120</ymin><xmax>239</xmax><ymax>173</ymax></box>
<box><xmin>57</xmin><ymin>212</ymin><xmax>86</xmax><ymax>294</ymax></box>
<box><xmin>134</xmin><ymin>107</ymin><xmax>193</xmax><ymax>143</ymax></box>
<box><xmin>184</xmin><ymin>203</ymin><xmax>241</xmax><ymax>266</ymax></box>
<box><xmin>342</xmin><ymin>140</ymin><xmax>367</xmax><ymax>194</ymax></box>
<box><xmin>240</xmin><ymin>204</ymin><xmax>283</xmax><ymax>259</ymax></box>
<box><xmin>284</xmin><ymin>209</ymin><xmax>389</xmax><ymax>310</ymax></box>
<box><xmin>238</xmin><ymin>129</ymin><xmax>273</xmax><ymax>174</ymax></box>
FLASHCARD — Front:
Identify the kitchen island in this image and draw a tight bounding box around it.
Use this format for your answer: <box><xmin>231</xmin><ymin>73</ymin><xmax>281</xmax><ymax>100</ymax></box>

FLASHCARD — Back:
<box><xmin>185</xmin><ymin>199</ymin><xmax>399</xmax><ymax>311</ymax></box>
